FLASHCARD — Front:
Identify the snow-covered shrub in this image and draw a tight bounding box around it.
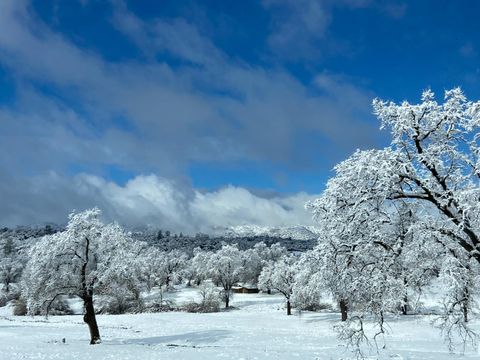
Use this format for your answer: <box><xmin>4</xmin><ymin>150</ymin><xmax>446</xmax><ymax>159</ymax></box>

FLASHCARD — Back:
<box><xmin>199</xmin><ymin>282</ymin><xmax>221</xmax><ymax>311</ymax></box>
<box><xmin>96</xmin><ymin>292</ymin><xmax>143</xmax><ymax>315</ymax></box>
<box><xmin>145</xmin><ymin>297</ymin><xmax>176</xmax><ymax>313</ymax></box>
<box><xmin>0</xmin><ymin>289</ymin><xmax>20</xmax><ymax>307</ymax></box>
<box><xmin>47</xmin><ymin>299</ymin><xmax>74</xmax><ymax>316</ymax></box>
<box><xmin>182</xmin><ymin>283</ymin><xmax>220</xmax><ymax>313</ymax></box>
<box><xmin>0</xmin><ymin>292</ymin><xmax>8</xmax><ymax>307</ymax></box>
<box><xmin>13</xmin><ymin>298</ymin><xmax>27</xmax><ymax>316</ymax></box>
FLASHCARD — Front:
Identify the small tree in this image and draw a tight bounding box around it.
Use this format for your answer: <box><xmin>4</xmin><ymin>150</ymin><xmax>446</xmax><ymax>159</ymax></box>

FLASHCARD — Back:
<box><xmin>22</xmin><ymin>208</ymin><xmax>141</xmax><ymax>344</ymax></box>
<box><xmin>206</xmin><ymin>244</ymin><xmax>244</xmax><ymax>308</ymax></box>
<box><xmin>258</xmin><ymin>255</ymin><xmax>298</xmax><ymax>315</ymax></box>
<box><xmin>240</xmin><ymin>242</ymin><xmax>288</xmax><ymax>287</ymax></box>
<box><xmin>143</xmin><ymin>248</ymin><xmax>187</xmax><ymax>289</ymax></box>
<box><xmin>186</xmin><ymin>248</ymin><xmax>212</xmax><ymax>286</ymax></box>
<box><xmin>0</xmin><ymin>235</ymin><xmax>24</xmax><ymax>293</ymax></box>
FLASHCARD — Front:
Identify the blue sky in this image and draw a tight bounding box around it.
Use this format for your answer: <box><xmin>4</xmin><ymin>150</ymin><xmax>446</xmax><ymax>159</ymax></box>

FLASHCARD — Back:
<box><xmin>1</xmin><ymin>0</ymin><xmax>479</xmax><ymax>230</ymax></box>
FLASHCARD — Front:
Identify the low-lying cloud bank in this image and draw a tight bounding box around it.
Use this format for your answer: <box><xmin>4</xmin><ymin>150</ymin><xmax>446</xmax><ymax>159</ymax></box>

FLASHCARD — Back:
<box><xmin>0</xmin><ymin>173</ymin><xmax>319</xmax><ymax>233</ymax></box>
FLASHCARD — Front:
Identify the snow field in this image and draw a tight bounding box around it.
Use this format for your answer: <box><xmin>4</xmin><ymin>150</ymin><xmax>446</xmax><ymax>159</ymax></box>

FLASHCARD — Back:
<box><xmin>1</xmin><ymin>288</ymin><xmax>479</xmax><ymax>360</ymax></box>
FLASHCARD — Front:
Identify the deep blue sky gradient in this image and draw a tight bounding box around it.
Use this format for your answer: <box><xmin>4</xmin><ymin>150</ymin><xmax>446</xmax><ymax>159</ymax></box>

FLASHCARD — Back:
<box><xmin>3</xmin><ymin>0</ymin><xmax>480</xmax><ymax>194</ymax></box>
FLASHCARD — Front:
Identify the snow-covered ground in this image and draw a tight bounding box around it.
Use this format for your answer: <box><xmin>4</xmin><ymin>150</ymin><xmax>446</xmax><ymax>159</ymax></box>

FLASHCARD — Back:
<box><xmin>1</xmin><ymin>288</ymin><xmax>479</xmax><ymax>360</ymax></box>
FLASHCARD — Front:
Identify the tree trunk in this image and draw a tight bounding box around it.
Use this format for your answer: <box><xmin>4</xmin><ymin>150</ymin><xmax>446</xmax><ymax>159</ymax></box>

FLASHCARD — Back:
<box><xmin>225</xmin><ymin>296</ymin><xmax>229</xmax><ymax>308</ymax></box>
<box><xmin>286</xmin><ymin>300</ymin><xmax>292</xmax><ymax>315</ymax></box>
<box><xmin>401</xmin><ymin>290</ymin><xmax>408</xmax><ymax>315</ymax></box>
<box><xmin>401</xmin><ymin>277</ymin><xmax>408</xmax><ymax>315</ymax></box>
<box><xmin>83</xmin><ymin>296</ymin><xmax>101</xmax><ymax>344</ymax></box>
<box><xmin>339</xmin><ymin>299</ymin><xmax>348</xmax><ymax>322</ymax></box>
<box><xmin>462</xmin><ymin>286</ymin><xmax>469</xmax><ymax>323</ymax></box>
<box><xmin>463</xmin><ymin>303</ymin><xmax>468</xmax><ymax>323</ymax></box>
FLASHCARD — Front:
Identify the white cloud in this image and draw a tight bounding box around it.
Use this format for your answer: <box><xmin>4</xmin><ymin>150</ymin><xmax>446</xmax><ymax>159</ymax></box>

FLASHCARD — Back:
<box><xmin>191</xmin><ymin>185</ymin><xmax>315</xmax><ymax>229</ymax></box>
<box><xmin>0</xmin><ymin>172</ymin><xmax>318</xmax><ymax>232</ymax></box>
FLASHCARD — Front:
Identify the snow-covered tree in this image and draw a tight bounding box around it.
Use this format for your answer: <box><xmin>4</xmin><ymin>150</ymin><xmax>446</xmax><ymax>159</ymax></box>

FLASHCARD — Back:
<box><xmin>0</xmin><ymin>235</ymin><xmax>25</xmax><ymax>293</ymax></box>
<box><xmin>258</xmin><ymin>254</ymin><xmax>298</xmax><ymax>315</ymax></box>
<box><xmin>252</xmin><ymin>242</ymin><xmax>288</xmax><ymax>263</ymax></box>
<box><xmin>239</xmin><ymin>242</ymin><xmax>288</xmax><ymax>287</ymax></box>
<box><xmin>143</xmin><ymin>248</ymin><xmax>187</xmax><ymax>289</ymax></box>
<box><xmin>311</xmin><ymin>88</ymin><xmax>480</xmax><ymax>263</ymax></box>
<box><xmin>370</xmin><ymin>89</ymin><xmax>480</xmax><ymax>263</ymax></box>
<box><xmin>291</xmin><ymin>249</ymin><xmax>326</xmax><ymax>312</ymax></box>
<box><xmin>162</xmin><ymin>249</ymin><xmax>188</xmax><ymax>288</ymax></box>
<box><xmin>186</xmin><ymin>248</ymin><xmax>212</xmax><ymax>286</ymax></box>
<box><xmin>240</xmin><ymin>247</ymin><xmax>263</xmax><ymax>286</ymax></box>
<box><xmin>435</xmin><ymin>255</ymin><xmax>479</xmax><ymax>351</ymax></box>
<box><xmin>22</xmin><ymin>208</ymin><xmax>143</xmax><ymax>344</ymax></box>
<box><xmin>307</xmin><ymin>88</ymin><xmax>480</xmax><ymax>350</ymax></box>
<box><xmin>94</xmin><ymin>226</ymin><xmax>147</xmax><ymax>314</ymax></box>
<box><xmin>206</xmin><ymin>244</ymin><xmax>244</xmax><ymax>308</ymax></box>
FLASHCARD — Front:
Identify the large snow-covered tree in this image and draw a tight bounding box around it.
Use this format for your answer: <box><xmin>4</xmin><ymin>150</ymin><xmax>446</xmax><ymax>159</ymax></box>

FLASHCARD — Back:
<box><xmin>372</xmin><ymin>89</ymin><xmax>480</xmax><ymax>262</ymax></box>
<box><xmin>307</xmin><ymin>88</ymin><xmax>480</xmax><ymax>350</ymax></box>
<box><xmin>22</xmin><ymin>208</ymin><xmax>143</xmax><ymax>344</ymax></box>
<box><xmin>310</xmin><ymin>88</ymin><xmax>480</xmax><ymax>264</ymax></box>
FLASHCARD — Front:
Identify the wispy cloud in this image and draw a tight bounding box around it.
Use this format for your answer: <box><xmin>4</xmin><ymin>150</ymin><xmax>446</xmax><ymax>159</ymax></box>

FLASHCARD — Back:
<box><xmin>262</xmin><ymin>0</ymin><xmax>407</xmax><ymax>61</ymax></box>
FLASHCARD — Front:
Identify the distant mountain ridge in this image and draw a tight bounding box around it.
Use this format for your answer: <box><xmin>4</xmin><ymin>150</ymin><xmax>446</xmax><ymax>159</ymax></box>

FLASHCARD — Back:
<box><xmin>219</xmin><ymin>225</ymin><xmax>321</xmax><ymax>240</ymax></box>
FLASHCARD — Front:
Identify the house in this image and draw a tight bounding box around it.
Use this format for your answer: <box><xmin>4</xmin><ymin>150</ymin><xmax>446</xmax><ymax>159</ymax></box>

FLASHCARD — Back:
<box><xmin>232</xmin><ymin>284</ymin><xmax>259</xmax><ymax>294</ymax></box>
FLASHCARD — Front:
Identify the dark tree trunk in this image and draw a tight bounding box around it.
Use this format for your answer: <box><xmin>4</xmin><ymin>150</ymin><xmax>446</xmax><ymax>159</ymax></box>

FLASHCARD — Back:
<box><xmin>80</xmin><ymin>236</ymin><xmax>100</xmax><ymax>344</ymax></box>
<box><xmin>83</xmin><ymin>295</ymin><xmax>101</xmax><ymax>344</ymax></box>
<box><xmin>461</xmin><ymin>286</ymin><xmax>469</xmax><ymax>323</ymax></box>
<box><xmin>267</xmin><ymin>289</ymin><xmax>271</xmax><ymax>295</ymax></box>
<box><xmin>339</xmin><ymin>299</ymin><xmax>348</xmax><ymax>322</ymax></box>
<box><xmin>463</xmin><ymin>303</ymin><xmax>468</xmax><ymax>323</ymax></box>
<box><xmin>400</xmin><ymin>277</ymin><xmax>409</xmax><ymax>315</ymax></box>
<box><xmin>401</xmin><ymin>300</ymin><xmax>408</xmax><ymax>315</ymax></box>
<box><xmin>225</xmin><ymin>296</ymin><xmax>229</xmax><ymax>308</ymax></box>
<box><xmin>286</xmin><ymin>300</ymin><xmax>292</xmax><ymax>315</ymax></box>
<box><xmin>401</xmin><ymin>291</ymin><xmax>409</xmax><ymax>315</ymax></box>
